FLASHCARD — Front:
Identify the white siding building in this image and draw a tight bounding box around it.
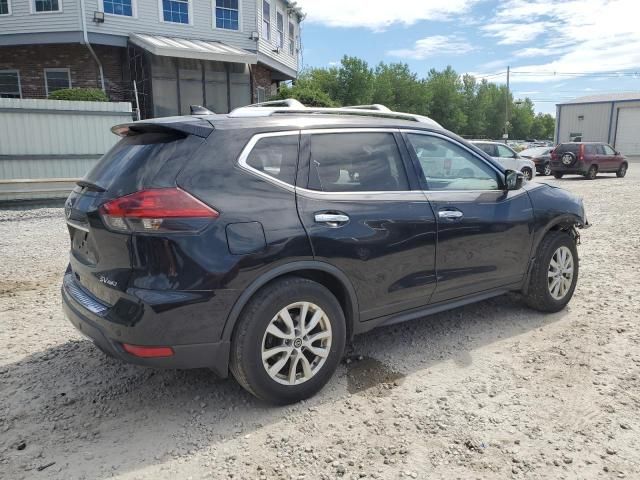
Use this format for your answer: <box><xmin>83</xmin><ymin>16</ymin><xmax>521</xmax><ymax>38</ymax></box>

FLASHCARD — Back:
<box><xmin>0</xmin><ymin>0</ymin><xmax>304</xmax><ymax>117</ymax></box>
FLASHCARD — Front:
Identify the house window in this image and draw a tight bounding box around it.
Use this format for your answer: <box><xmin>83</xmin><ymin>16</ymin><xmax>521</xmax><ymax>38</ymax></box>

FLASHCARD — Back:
<box><xmin>215</xmin><ymin>0</ymin><xmax>238</xmax><ymax>30</ymax></box>
<box><xmin>262</xmin><ymin>1</ymin><xmax>270</xmax><ymax>40</ymax></box>
<box><xmin>276</xmin><ymin>11</ymin><xmax>284</xmax><ymax>48</ymax></box>
<box><xmin>256</xmin><ymin>86</ymin><xmax>266</xmax><ymax>103</ymax></box>
<box><xmin>288</xmin><ymin>21</ymin><xmax>295</xmax><ymax>55</ymax></box>
<box><xmin>45</xmin><ymin>68</ymin><xmax>71</xmax><ymax>95</ymax></box>
<box><xmin>0</xmin><ymin>71</ymin><xmax>21</xmax><ymax>98</ymax></box>
<box><xmin>162</xmin><ymin>0</ymin><xmax>189</xmax><ymax>24</ymax></box>
<box><xmin>34</xmin><ymin>0</ymin><xmax>60</xmax><ymax>12</ymax></box>
<box><xmin>0</xmin><ymin>0</ymin><xmax>10</xmax><ymax>15</ymax></box>
<box><xmin>103</xmin><ymin>0</ymin><xmax>132</xmax><ymax>16</ymax></box>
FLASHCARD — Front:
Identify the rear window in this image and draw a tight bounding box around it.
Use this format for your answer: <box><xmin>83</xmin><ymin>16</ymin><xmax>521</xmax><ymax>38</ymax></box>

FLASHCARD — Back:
<box><xmin>555</xmin><ymin>144</ymin><xmax>580</xmax><ymax>154</ymax></box>
<box><xmin>84</xmin><ymin>132</ymin><xmax>202</xmax><ymax>197</ymax></box>
<box><xmin>245</xmin><ymin>135</ymin><xmax>299</xmax><ymax>185</ymax></box>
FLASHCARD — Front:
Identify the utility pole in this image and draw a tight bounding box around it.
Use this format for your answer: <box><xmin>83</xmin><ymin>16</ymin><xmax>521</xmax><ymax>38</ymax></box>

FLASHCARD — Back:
<box><xmin>504</xmin><ymin>65</ymin><xmax>510</xmax><ymax>142</ymax></box>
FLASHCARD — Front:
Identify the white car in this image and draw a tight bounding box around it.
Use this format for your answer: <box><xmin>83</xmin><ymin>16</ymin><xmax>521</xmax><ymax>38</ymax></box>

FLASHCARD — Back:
<box><xmin>471</xmin><ymin>141</ymin><xmax>536</xmax><ymax>180</ymax></box>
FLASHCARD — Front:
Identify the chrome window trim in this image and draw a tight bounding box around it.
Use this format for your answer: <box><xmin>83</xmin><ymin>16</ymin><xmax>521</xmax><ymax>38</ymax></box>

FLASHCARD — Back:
<box><xmin>238</xmin><ymin>127</ymin><xmax>522</xmax><ymax>198</ymax></box>
<box><xmin>66</xmin><ymin>219</ymin><xmax>90</xmax><ymax>232</ymax></box>
<box><xmin>237</xmin><ymin>130</ymin><xmax>299</xmax><ymax>193</ymax></box>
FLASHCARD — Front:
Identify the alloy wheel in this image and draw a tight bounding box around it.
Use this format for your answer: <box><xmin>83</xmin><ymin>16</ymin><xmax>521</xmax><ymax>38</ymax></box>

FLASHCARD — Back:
<box><xmin>548</xmin><ymin>246</ymin><xmax>574</xmax><ymax>300</ymax></box>
<box><xmin>261</xmin><ymin>302</ymin><xmax>332</xmax><ymax>386</ymax></box>
<box><xmin>543</xmin><ymin>163</ymin><xmax>552</xmax><ymax>176</ymax></box>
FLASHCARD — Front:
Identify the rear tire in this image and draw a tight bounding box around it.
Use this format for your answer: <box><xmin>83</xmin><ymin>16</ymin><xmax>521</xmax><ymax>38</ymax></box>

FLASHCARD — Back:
<box><xmin>553</xmin><ymin>172</ymin><xmax>564</xmax><ymax>179</ymax></box>
<box><xmin>524</xmin><ymin>231</ymin><xmax>579</xmax><ymax>313</ymax></box>
<box><xmin>230</xmin><ymin>277</ymin><xmax>346</xmax><ymax>405</ymax></box>
<box><xmin>584</xmin><ymin>165</ymin><xmax>598</xmax><ymax>180</ymax></box>
<box><xmin>616</xmin><ymin>162</ymin><xmax>628</xmax><ymax>178</ymax></box>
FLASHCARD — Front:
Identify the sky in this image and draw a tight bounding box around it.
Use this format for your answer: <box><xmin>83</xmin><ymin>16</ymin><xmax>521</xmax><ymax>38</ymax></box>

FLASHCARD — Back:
<box><xmin>295</xmin><ymin>0</ymin><xmax>640</xmax><ymax>115</ymax></box>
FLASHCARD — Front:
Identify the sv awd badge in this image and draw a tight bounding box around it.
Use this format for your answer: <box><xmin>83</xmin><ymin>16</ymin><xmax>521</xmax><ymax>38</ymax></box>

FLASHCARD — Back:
<box><xmin>99</xmin><ymin>276</ymin><xmax>118</xmax><ymax>287</ymax></box>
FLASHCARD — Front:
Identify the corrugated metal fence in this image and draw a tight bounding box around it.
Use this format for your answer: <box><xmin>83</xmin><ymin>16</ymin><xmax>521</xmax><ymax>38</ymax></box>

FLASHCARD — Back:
<box><xmin>0</xmin><ymin>98</ymin><xmax>133</xmax><ymax>201</ymax></box>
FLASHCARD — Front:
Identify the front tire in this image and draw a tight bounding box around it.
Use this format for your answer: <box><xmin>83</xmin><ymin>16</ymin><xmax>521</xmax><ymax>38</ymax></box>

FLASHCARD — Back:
<box><xmin>543</xmin><ymin>163</ymin><xmax>552</xmax><ymax>176</ymax></box>
<box><xmin>553</xmin><ymin>172</ymin><xmax>564</xmax><ymax>179</ymax></box>
<box><xmin>616</xmin><ymin>162</ymin><xmax>628</xmax><ymax>178</ymax></box>
<box><xmin>521</xmin><ymin>167</ymin><xmax>533</xmax><ymax>181</ymax></box>
<box><xmin>230</xmin><ymin>277</ymin><xmax>346</xmax><ymax>404</ymax></box>
<box><xmin>524</xmin><ymin>231</ymin><xmax>579</xmax><ymax>313</ymax></box>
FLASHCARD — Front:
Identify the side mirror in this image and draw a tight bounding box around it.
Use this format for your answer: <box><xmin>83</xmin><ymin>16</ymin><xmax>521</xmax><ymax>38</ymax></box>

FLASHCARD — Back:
<box><xmin>505</xmin><ymin>170</ymin><xmax>524</xmax><ymax>191</ymax></box>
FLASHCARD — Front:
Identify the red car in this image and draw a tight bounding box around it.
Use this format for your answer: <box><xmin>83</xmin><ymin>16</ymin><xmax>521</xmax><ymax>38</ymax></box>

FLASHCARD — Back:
<box><xmin>550</xmin><ymin>142</ymin><xmax>628</xmax><ymax>180</ymax></box>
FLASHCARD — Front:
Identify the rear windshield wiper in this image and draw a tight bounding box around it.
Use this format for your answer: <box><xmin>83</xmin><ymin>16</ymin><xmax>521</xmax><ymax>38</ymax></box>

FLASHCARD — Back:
<box><xmin>76</xmin><ymin>180</ymin><xmax>106</xmax><ymax>192</ymax></box>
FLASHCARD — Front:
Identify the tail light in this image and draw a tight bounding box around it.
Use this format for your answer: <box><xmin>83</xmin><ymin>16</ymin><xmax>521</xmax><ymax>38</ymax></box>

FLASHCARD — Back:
<box><xmin>579</xmin><ymin>144</ymin><xmax>585</xmax><ymax>161</ymax></box>
<box><xmin>99</xmin><ymin>188</ymin><xmax>219</xmax><ymax>233</ymax></box>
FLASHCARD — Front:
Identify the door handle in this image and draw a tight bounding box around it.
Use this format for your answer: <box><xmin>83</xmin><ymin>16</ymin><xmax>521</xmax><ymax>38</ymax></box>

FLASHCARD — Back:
<box><xmin>314</xmin><ymin>213</ymin><xmax>350</xmax><ymax>225</ymax></box>
<box><xmin>438</xmin><ymin>210</ymin><xmax>464</xmax><ymax>220</ymax></box>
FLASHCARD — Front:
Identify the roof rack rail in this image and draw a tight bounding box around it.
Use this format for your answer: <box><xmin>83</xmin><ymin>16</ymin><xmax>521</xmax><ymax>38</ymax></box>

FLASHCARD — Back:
<box><xmin>340</xmin><ymin>104</ymin><xmax>391</xmax><ymax>112</ymax></box>
<box><xmin>229</xmin><ymin>99</ymin><xmax>442</xmax><ymax>129</ymax></box>
<box><xmin>244</xmin><ymin>99</ymin><xmax>305</xmax><ymax>109</ymax></box>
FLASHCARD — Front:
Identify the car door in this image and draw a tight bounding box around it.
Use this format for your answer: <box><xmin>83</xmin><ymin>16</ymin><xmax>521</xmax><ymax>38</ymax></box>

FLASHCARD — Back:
<box><xmin>496</xmin><ymin>143</ymin><xmax>520</xmax><ymax>170</ymax></box>
<box><xmin>602</xmin><ymin>144</ymin><xmax>618</xmax><ymax>171</ymax></box>
<box><xmin>295</xmin><ymin>129</ymin><xmax>438</xmax><ymax>321</ymax></box>
<box><xmin>403</xmin><ymin>131</ymin><xmax>535</xmax><ymax>303</ymax></box>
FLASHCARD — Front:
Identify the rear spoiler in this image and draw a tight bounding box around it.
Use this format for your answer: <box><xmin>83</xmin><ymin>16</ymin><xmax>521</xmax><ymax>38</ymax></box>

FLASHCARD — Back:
<box><xmin>112</xmin><ymin>117</ymin><xmax>214</xmax><ymax>138</ymax></box>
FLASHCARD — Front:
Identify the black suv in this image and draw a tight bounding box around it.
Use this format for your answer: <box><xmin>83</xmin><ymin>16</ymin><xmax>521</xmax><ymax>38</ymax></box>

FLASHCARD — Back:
<box><xmin>62</xmin><ymin>103</ymin><xmax>589</xmax><ymax>404</ymax></box>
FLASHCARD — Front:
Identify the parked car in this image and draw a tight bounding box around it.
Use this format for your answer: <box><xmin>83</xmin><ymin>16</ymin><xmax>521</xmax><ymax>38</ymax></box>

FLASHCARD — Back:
<box><xmin>471</xmin><ymin>141</ymin><xmax>536</xmax><ymax>180</ymax></box>
<box><xmin>550</xmin><ymin>142</ymin><xmax>628</xmax><ymax>180</ymax></box>
<box><xmin>520</xmin><ymin>146</ymin><xmax>553</xmax><ymax>176</ymax></box>
<box><xmin>61</xmin><ymin>102</ymin><xmax>589</xmax><ymax>404</ymax></box>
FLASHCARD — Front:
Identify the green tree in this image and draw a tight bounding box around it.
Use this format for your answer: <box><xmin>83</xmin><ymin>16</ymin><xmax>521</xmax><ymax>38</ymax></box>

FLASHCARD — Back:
<box><xmin>510</xmin><ymin>98</ymin><xmax>535</xmax><ymax>139</ymax></box>
<box><xmin>372</xmin><ymin>62</ymin><xmax>427</xmax><ymax>114</ymax></box>
<box><xmin>423</xmin><ymin>66</ymin><xmax>467</xmax><ymax>132</ymax></box>
<box><xmin>272</xmin><ymin>83</ymin><xmax>336</xmax><ymax>107</ymax></box>
<box><xmin>335</xmin><ymin>56</ymin><xmax>374</xmax><ymax>106</ymax></box>
<box><xmin>530</xmin><ymin>113</ymin><xmax>556</xmax><ymax>139</ymax></box>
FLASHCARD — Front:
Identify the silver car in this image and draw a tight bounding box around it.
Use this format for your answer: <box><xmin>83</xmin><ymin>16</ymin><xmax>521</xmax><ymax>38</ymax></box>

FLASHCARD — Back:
<box><xmin>471</xmin><ymin>141</ymin><xmax>536</xmax><ymax>180</ymax></box>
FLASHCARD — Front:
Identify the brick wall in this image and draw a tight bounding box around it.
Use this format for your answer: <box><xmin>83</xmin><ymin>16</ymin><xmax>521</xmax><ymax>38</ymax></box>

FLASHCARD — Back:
<box><xmin>0</xmin><ymin>44</ymin><xmax>129</xmax><ymax>102</ymax></box>
<box><xmin>252</xmin><ymin>64</ymin><xmax>273</xmax><ymax>102</ymax></box>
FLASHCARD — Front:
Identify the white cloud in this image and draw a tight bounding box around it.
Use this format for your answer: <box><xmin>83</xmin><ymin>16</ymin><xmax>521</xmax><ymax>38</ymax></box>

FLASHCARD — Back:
<box><xmin>295</xmin><ymin>0</ymin><xmax>481</xmax><ymax>30</ymax></box>
<box><xmin>481</xmin><ymin>0</ymin><xmax>640</xmax><ymax>82</ymax></box>
<box><xmin>387</xmin><ymin>35</ymin><xmax>475</xmax><ymax>60</ymax></box>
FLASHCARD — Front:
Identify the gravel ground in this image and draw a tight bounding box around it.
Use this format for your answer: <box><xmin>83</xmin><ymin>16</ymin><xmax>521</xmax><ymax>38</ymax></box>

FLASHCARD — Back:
<box><xmin>1</xmin><ymin>164</ymin><xmax>639</xmax><ymax>480</ymax></box>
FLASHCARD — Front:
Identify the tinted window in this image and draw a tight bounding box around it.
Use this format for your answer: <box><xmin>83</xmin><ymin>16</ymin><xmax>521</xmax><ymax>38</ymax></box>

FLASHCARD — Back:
<box><xmin>556</xmin><ymin>144</ymin><xmax>580</xmax><ymax>154</ymax></box>
<box><xmin>584</xmin><ymin>144</ymin><xmax>598</xmax><ymax>155</ymax></box>
<box><xmin>309</xmin><ymin>133</ymin><xmax>409</xmax><ymax>192</ymax></box>
<box><xmin>407</xmin><ymin>134</ymin><xmax>500</xmax><ymax>191</ymax></box>
<box><xmin>475</xmin><ymin>143</ymin><xmax>496</xmax><ymax>156</ymax></box>
<box><xmin>246</xmin><ymin>135</ymin><xmax>299</xmax><ymax>185</ymax></box>
<box><xmin>603</xmin><ymin>144</ymin><xmax>616</xmax><ymax>155</ymax></box>
<box><xmin>85</xmin><ymin>132</ymin><xmax>203</xmax><ymax>197</ymax></box>
<box><xmin>496</xmin><ymin>144</ymin><xmax>516</xmax><ymax>158</ymax></box>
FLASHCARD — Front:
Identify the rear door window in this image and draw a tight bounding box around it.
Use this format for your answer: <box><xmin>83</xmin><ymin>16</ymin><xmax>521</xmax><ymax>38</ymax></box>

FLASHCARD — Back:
<box><xmin>584</xmin><ymin>144</ymin><xmax>599</xmax><ymax>155</ymax></box>
<box><xmin>245</xmin><ymin>134</ymin><xmax>300</xmax><ymax>185</ymax></box>
<box><xmin>475</xmin><ymin>143</ymin><xmax>496</xmax><ymax>156</ymax></box>
<box><xmin>308</xmin><ymin>132</ymin><xmax>409</xmax><ymax>192</ymax></box>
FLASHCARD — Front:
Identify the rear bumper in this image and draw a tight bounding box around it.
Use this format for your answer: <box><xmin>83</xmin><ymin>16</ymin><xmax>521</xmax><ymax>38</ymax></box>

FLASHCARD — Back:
<box><xmin>550</xmin><ymin>161</ymin><xmax>589</xmax><ymax>174</ymax></box>
<box><xmin>61</xmin><ymin>275</ymin><xmax>230</xmax><ymax>376</ymax></box>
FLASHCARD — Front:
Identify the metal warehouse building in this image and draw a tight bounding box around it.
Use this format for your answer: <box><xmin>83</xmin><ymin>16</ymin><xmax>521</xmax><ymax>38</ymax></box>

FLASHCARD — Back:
<box><xmin>555</xmin><ymin>92</ymin><xmax>640</xmax><ymax>155</ymax></box>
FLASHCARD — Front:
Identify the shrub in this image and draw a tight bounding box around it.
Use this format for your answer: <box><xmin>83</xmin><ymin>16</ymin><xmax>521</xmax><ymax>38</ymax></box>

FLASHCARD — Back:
<box><xmin>271</xmin><ymin>84</ymin><xmax>336</xmax><ymax>108</ymax></box>
<box><xmin>49</xmin><ymin>88</ymin><xmax>109</xmax><ymax>102</ymax></box>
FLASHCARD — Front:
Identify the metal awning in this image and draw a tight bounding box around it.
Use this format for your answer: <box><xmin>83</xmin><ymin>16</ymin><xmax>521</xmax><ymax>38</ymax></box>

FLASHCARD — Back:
<box><xmin>129</xmin><ymin>33</ymin><xmax>257</xmax><ymax>64</ymax></box>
